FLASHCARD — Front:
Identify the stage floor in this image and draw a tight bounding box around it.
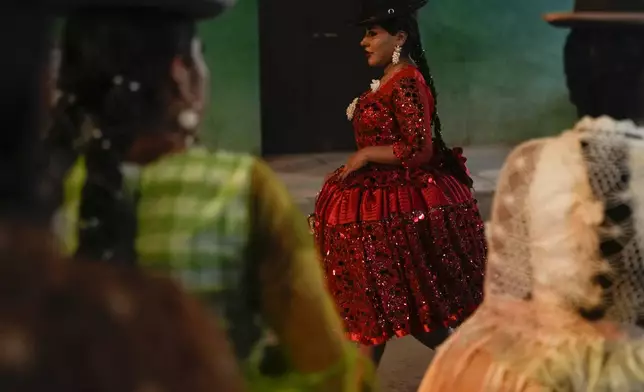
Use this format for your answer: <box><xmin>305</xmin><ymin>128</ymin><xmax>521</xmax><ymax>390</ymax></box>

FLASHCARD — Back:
<box><xmin>267</xmin><ymin>146</ymin><xmax>510</xmax><ymax>391</ymax></box>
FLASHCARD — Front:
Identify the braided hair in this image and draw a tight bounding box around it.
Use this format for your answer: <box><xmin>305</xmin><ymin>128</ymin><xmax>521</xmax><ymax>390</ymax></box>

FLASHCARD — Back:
<box><xmin>50</xmin><ymin>10</ymin><xmax>197</xmax><ymax>265</ymax></box>
<box><xmin>379</xmin><ymin>14</ymin><xmax>473</xmax><ymax>187</ymax></box>
<box><xmin>565</xmin><ymin>26</ymin><xmax>644</xmax><ymax>121</ymax></box>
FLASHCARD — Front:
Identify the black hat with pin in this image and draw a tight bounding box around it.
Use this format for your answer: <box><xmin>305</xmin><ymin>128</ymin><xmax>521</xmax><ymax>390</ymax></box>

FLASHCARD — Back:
<box><xmin>544</xmin><ymin>0</ymin><xmax>644</xmax><ymax>27</ymax></box>
<box><xmin>355</xmin><ymin>0</ymin><xmax>428</xmax><ymax>25</ymax></box>
<box><xmin>53</xmin><ymin>0</ymin><xmax>236</xmax><ymax>19</ymax></box>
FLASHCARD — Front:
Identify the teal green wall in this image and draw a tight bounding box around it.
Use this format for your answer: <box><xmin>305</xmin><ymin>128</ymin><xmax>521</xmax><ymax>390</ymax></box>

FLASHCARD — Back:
<box><xmin>199</xmin><ymin>0</ymin><xmax>261</xmax><ymax>154</ymax></box>
<box><xmin>53</xmin><ymin>1</ymin><xmax>575</xmax><ymax>151</ymax></box>
<box><xmin>199</xmin><ymin>0</ymin><xmax>575</xmax><ymax>151</ymax></box>
<box><xmin>420</xmin><ymin>0</ymin><xmax>576</xmax><ymax>145</ymax></box>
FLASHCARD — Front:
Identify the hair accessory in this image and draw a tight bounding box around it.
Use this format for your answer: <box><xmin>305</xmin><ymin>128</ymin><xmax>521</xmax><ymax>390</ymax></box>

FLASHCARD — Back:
<box><xmin>178</xmin><ymin>108</ymin><xmax>199</xmax><ymax>130</ymax></box>
<box><xmin>112</xmin><ymin>75</ymin><xmax>141</xmax><ymax>92</ymax></box>
<box><xmin>113</xmin><ymin>75</ymin><xmax>124</xmax><ymax>86</ymax></box>
<box><xmin>128</xmin><ymin>81</ymin><xmax>141</xmax><ymax>92</ymax></box>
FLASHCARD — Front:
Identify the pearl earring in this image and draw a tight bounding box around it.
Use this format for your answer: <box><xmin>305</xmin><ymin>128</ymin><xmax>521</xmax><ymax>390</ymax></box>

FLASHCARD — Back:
<box><xmin>392</xmin><ymin>45</ymin><xmax>402</xmax><ymax>65</ymax></box>
<box><xmin>178</xmin><ymin>108</ymin><xmax>199</xmax><ymax>130</ymax></box>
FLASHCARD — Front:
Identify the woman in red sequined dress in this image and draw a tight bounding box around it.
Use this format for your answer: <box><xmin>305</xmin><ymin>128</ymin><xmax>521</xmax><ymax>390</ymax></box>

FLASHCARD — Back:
<box><xmin>310</xmin><ymin>0</ymin><xmax>487</xmax><ymax>364</ymax></box>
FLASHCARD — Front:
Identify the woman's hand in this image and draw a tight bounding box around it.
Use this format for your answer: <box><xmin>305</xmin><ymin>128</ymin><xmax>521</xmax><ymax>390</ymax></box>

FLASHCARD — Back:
<box><xmin>324</xmin><ymin>170</ymin><xmax>337</xmax><ymax>182</ymax></box>
<box><xmin>340</xmin><ymin>149</ymin><xmax>370</xmax><ymax>180</ymax></box>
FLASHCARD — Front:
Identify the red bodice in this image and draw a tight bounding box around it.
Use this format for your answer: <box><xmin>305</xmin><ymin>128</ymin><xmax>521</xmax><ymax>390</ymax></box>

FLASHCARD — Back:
<box><xmin>352</xmin><ymin>65</ymin><xmax>434</xmax><ymax>169</ymax></box>
<box><xmin>324</xmin><ymin>64</ymin><xmax>469</xmax><ymax>192</ymax></box>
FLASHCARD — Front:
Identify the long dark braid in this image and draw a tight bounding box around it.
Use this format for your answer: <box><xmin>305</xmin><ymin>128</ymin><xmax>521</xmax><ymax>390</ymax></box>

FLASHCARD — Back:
<box><xmin>44</xmin><ymin>91</ymin><xmax>88</xmax><ymax>213</ymax></box>
<box><xmin>55</xmin><ymin>11</ymin><xmax>196</xmax><ymax>264</ymax></box>
<box><xmin>381</xmin><ymin>14</ymin><xmax>473</xmax><ymax>187</ymax></box>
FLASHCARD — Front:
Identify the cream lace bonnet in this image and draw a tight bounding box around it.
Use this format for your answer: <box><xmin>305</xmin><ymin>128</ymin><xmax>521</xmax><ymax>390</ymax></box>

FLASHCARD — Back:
<box><xmin>486</xmin><ymin>116</ymin><xmax>644</xmax><ymax>322</ymax></box>
<box><xmin>433</xmin><ymin>117</ymin><xmax>644</xmax><ymax>391</ymax></box>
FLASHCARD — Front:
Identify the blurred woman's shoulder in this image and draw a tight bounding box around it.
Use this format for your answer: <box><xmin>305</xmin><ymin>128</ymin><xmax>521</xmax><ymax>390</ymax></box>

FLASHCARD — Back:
<box><xmin>0</xmin><ymin>228</ymin><xmax>245</xmax><ymax>392</ymax></box>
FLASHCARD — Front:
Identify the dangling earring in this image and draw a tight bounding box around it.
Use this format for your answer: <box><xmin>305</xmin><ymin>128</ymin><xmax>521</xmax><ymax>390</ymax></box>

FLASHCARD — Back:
<box><xmin>178</xmin><ymin>108</ymin><xmax>199</xmax><ymax>131</ymax></box>
<box><xmin>392</xmin><ymin>45</ymin><xmax>402</xmax><ymax>65</ymax></box>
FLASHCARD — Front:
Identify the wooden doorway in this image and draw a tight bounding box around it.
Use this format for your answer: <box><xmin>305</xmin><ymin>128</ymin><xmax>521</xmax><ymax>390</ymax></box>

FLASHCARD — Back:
<box><xmin>259</xmin><ymin>0</ymin><xmax>378</xmax><ymax>156</ymax></box>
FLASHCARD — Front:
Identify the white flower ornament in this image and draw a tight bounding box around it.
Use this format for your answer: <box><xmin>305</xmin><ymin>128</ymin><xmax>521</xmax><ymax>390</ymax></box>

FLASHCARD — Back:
<box><xmin>346</xmin><ymin>79</ymin><xmax>382</xmax><ymax>121</ymax></box>
<box><xmin>346</xmin><ymin>98</ymin><xmax>359</xmax><ymax>121</ymax></box>
<box><xmin>370</xmin><ymin>79</ymin><xmax>381</xmax><ymax>93</ymax></box>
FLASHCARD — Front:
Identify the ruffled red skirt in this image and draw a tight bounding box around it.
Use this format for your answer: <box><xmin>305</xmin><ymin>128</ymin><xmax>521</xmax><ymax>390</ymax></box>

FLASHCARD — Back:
<box><xmin>311</xmin><ymin>163</ymin><xmax>487</xmax><ymax>345</ymax></box>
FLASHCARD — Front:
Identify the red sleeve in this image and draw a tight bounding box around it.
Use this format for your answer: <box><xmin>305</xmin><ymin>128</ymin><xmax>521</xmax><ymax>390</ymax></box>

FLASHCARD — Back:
<box><xmin>390</xmin><ymin>71</ymin><xmax>434</xmax><ymax>168</ymax></box>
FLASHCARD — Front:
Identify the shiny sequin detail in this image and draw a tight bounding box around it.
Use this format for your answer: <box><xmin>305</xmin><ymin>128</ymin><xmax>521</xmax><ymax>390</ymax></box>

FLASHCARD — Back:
<box><xmin>312</xmin><ymin>204</ymin><xmax>487</xmax><ymax>345</ymax></box>
<box><xmin>391</xmin><ymin>77</ymin><xmax>432</xmax><ymax>167</ymax></box>
<box><xmin>314</xmin><ymin>66</ymin><xmax>487</xmax><ymax>345</ymax></box>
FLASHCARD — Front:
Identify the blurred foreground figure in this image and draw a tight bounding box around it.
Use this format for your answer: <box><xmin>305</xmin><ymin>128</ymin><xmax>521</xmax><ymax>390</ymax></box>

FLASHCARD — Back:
<box><xmin>48</xmin><ymin>2</ymin><xmax>373</xmax><ymax>391</ymax></box>
<box><xmin>419</xmin><ymin>117</ymin><xmax>644</xmax><ymax>391</ymax></box>
<box><xmin>420</xmin><ymin>1</ymin><xmax>644</xmax><ymax>390</ymax></box>
<box><xmin>0</xmin><ymin>233</ymin><xmax>245</xmax><ymax>392</ymax></box>
<box><xmin>0</xmin><ymin>3</ymin><xmax>243</xmax><ymax>392</ymax></box>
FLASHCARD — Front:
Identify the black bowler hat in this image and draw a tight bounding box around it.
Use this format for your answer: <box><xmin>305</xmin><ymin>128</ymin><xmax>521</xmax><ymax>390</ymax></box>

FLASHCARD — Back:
<box><xmin>355</xmin><ymin>0</ymin><xmax>428</xmax><ymax>25</ymax></box>
<box><xmin>544</xmin><ymin>0</ymin><xmax>644</xmax><ymax>27</ymax></box>
<box><xmin>53</xmin><ymin>0</ymin><xmax>235</xmax><ymax>19</ymax></box>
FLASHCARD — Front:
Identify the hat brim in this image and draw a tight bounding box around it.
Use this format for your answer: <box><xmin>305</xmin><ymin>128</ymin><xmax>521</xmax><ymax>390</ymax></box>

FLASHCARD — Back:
<box><xmin>354</xmin><ymin>14</ymin><xmax>396</xmax><ymax>26</ymax></box>
<box><xmin>53</xmin><ymin>0</ymin><xmax>230</xmax><ymax>19</ymax></box>
<box><xmin>354</xmin><ymin>0</ymin><xmax>428</xmax><ymax>27</ymax></box>
<box><xmin>544</xmin><ymin>12</ymin><xmax>644</xmax><ymax>28</ymax></box>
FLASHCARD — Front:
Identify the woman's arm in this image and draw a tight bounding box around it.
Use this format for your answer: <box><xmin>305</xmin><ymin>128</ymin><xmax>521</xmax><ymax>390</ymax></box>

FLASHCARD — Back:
<box><xmin>388</xmin><ymin>72</ymin><xmax>435</xmax><ymax>168</ymax></box>
<box><xmin>339</xmin><ymin>145</ymin><xmax>399</xmax><ymax>179</ymax></box>
<box><xmin>361</xmin><ymin>145</ymin><xmax>399</xmax><ymax>165</ymax></box>
<box><xmin>246</xmin><ymin>159</ymin><xmax>373</xmax><ymax>391</ymax></box>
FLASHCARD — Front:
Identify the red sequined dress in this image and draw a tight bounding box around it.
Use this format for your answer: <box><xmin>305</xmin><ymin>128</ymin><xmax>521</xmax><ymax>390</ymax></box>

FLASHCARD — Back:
<box><xmin>311</xmin><ymin>65</ymin><xmax>487</xmax><ymax>345</ymax></box>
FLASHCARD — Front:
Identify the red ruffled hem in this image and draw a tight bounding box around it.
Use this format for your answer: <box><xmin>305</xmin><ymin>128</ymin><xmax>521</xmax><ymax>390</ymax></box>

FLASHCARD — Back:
<box><xmin>316</xmin><ymin>164</ymin><xmax>475</xmax><ymax>226</ymax></box>
<box><xmin>311</xmin><ymin>202</ymin><xmax>487</xmax><ymax>346</ymax></box>
<box><xmin>345</xmin><ymin>303</ymin><xmax>481</xmax><ymax>346</ymax></box>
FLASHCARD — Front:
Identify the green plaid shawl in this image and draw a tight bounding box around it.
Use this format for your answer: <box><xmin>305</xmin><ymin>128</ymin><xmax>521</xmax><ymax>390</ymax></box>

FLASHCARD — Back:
<box><xmin>54</xmin><ymin>148</ymin><xmax>376</xmax><ymax>391</ymax></box>
<box><xmin>55</xmin><ymin>147</ymin><xmax>254</xmax><ymax>295</ymax></box>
